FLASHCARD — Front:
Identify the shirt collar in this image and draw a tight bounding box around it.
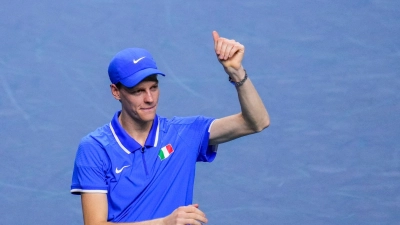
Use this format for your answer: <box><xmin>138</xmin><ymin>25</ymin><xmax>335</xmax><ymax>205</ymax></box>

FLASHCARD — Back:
<box><xmin>109</xmin><ymin>111</ymin><xmax>160</xmax><ymax>154</ymax></box>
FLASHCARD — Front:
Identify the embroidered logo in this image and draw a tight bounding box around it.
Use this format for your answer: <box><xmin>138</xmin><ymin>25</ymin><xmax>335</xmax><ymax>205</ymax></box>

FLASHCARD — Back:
<box><xmin>115</xmin><ymin>165</ymin><xmax>130</xmax><ymax>174</ymax></box>
<box><xmin>158</xmin><ymin>144</ymin><xmax>174</xmax><ymax>160</ymax></box>
<box><xmin>133</xmin><ymin>57</ymin><xmax>145</xmax><ymax>64</ymax></box>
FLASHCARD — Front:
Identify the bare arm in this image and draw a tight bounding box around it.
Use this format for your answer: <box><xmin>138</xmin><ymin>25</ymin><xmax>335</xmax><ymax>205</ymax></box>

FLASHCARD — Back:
<box><xmin>209</xmin><ymin>31</ymin><xmax>270</xmax><ymax>145</ymax></box>
<box><xmin>81</xmin><ymin>193</ymin><xmax>207</xmax><ymax>225</ymax></box>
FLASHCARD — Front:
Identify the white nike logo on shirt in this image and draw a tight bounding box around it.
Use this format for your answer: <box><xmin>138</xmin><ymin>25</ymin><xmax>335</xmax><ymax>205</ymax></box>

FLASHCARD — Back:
<box><xmin>133</xmin><ymin>57</ymin><xmax>145</xmax><ymax>64</ymax></box>
<box><xmin>115</xmin><ymin>165</ymin><xmax>130</xmax><ymax>174</ymax></box>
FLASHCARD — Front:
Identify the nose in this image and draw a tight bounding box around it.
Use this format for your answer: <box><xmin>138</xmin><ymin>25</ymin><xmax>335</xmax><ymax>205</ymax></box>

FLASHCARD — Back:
<box><xmin>144</xmin><ymin>90</ymin><xmax>154</xmax><ymax>103</ymax></box>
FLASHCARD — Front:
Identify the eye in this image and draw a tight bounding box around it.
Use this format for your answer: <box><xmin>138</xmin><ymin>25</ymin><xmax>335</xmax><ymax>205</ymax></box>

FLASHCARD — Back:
<box><xmin>150</xmin><ymin>84</ymin><xmax>159</xmax><ymax>91</ymax></box>
<box><xmin>130</xmin><ymin>89</ymin><xmax>144</xmax><ymax>95</ymax></box>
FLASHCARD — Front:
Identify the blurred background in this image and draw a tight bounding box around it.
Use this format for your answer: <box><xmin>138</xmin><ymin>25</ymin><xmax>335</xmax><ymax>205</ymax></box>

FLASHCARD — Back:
<box><xmin>0</xmin><ymin>0</ymin><xmax>399</xmax><ymax>224</ymax></box>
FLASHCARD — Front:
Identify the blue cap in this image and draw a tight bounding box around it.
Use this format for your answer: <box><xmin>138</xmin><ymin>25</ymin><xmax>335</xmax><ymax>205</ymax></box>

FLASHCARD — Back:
<box><xmin>108</xmin><ymin>48</ymin><xmax>165</xmax><ymax>88</ymax></box>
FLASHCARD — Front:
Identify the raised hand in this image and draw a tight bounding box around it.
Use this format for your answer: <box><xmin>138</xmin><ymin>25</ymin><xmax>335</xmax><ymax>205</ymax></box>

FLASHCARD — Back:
<box><xmin>212</xmin><ymin>30</ymin><xmax>245</xmax><ymax>71</ymax></box>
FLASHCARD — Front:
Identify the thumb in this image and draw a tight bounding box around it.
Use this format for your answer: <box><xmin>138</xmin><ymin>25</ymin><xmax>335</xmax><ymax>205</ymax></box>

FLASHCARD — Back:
<box><xmin>212</xmin><ymin>30</ymin><xmax>219</xmax><ymax>45</ymax></box>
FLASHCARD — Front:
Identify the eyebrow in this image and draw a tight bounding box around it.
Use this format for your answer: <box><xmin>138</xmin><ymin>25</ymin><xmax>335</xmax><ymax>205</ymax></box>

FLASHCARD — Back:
<box><xmin>125</xmin><ymin>82</ymin><xmax>158</xmax><ymax>91</ymax></box>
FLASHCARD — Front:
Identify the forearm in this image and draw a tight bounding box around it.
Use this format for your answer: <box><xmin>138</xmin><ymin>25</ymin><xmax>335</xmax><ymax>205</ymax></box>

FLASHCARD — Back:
<box><xmin>88</xmin><ymin>218</ymin><xmax>164</xmax><ymax>225</ymax></box>
<box><xmin>81</xmin><ymin>193</ymin><xmax>206</xmax><ymax>225</ymax></box>
<box><xmin>227</xmin><ymin>67</ymin><xmax>270</xmax><ymax>132</ymax></box>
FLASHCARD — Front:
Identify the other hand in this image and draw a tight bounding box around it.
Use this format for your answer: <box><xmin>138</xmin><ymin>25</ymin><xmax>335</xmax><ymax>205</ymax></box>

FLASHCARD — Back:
<box><xmin>162</xmin><ymin>204</ymin><xmax>207</xmax><ymax>225</ymax></box>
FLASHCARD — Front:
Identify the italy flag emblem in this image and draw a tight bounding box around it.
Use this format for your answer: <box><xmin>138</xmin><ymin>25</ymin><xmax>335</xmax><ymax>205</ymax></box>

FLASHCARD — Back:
<box><xmin>159</xmin><ymin>144</ymin><xmax>174</xmax><ymax>160</ymax></box>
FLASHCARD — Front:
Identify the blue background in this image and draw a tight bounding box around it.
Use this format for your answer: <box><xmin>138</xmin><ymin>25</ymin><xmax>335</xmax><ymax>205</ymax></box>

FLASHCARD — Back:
<box><xmin>0</xmin><ymin>0</ymin><xmax>399</xmax><ymax>224</ymax></box>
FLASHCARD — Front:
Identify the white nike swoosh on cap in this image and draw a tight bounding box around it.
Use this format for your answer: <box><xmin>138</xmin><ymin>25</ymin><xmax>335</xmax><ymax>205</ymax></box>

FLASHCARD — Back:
<box><xmin>115</xmin><ymin>165</ymin><xmax>130</xmax><ymax>174</ymax></box>
<box><xmin>133</xmin><ymin>57</ymin><xmax>145</xmax><ymax>64</ymax></box>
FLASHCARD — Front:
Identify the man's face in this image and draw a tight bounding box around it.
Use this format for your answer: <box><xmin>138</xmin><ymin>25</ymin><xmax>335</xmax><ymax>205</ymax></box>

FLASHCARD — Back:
<box><xmin>116</xmin><ymin>80</ymin><xmax>160</xmax><ymax>124</ymax></box>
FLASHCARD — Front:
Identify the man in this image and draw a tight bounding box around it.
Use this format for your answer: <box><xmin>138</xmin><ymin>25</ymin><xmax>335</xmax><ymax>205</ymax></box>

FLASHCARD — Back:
<box><xmin>71</xmin><ymin>31</ymin><xmax>270</xmax><ymax>225</ymax></box>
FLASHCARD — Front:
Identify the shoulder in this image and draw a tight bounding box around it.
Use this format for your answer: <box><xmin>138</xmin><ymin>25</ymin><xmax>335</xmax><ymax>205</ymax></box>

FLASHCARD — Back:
<box><xmin>158</xmin><ymin>115</ymin><xmax>215</xmax><ymax>136</ymax></box>
<box><xmin>75</xmin><ymin>123</ymin><xmax>112</xmax><ymax>166</ymax></box>
<box><xmin>80</xmin><ymin>123</ymin><xmax>112</xmax><ymax>146</ymax></box>
<box><xmin>159</xmin><ymin>115</ymin><xmax>215</xmax><ymax>126</ymax></box>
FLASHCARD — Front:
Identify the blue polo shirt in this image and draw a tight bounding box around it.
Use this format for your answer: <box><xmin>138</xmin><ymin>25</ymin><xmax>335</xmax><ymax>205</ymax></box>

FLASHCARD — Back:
<box><xmin>71</xmin><ymin>111</ymin><xmax>217</xmax><ymax>222</ymax></box>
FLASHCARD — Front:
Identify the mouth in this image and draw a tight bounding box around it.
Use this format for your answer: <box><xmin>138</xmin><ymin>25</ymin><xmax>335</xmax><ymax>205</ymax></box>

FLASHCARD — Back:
<box><xmin>141</xmin><ymin>105</ymin><xmax>156</xmax><ymax>111</ymax></box>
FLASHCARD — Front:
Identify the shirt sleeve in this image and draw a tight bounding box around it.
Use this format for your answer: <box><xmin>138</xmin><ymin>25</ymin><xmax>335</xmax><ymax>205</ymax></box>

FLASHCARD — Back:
<box><xmin>70</xmin><ymin>136</ymin><xmax>110</xmax><ymax>194</ymax></box>
<box><xmin>195</xmin><ymin>116</ymin><xmax>218</xmax><ymax>162</ymax></box>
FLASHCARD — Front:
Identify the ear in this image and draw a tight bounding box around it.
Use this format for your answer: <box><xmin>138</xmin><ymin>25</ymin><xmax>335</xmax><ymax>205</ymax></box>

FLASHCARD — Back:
<box><xmin>110</xmin><ymin>84</ymin><xmax>121</xmax><ymax>100</ymax></box>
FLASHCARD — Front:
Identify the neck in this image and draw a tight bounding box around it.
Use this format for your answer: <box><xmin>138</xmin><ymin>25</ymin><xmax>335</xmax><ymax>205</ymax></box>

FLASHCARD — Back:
<box><xmin>118</xmin><ymin>112</ymin><xmax>154</xmax><ymax>146</ymax></box>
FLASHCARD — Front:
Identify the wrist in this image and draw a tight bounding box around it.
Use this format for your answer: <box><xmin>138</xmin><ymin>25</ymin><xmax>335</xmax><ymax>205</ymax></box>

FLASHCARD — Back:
<box><xmin>157</xmin><ymin>217</ymin><xmax>166</xmax><ymax>225</ymax></box>
<box><xmin>225</xmin><ymin>65</ymin><xmax>245</xmax><ymax>79</ymax></box>
<box><xmin>228</xmin><ymin>69</ymin><xmax>248</xmax><ymax>87</ymax></box>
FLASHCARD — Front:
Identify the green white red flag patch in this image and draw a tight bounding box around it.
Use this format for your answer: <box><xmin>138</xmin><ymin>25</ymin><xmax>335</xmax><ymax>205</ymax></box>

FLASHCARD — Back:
<box><xmin>159</xmin><ymin>144</ymin><xmax>174</xmax><ymax>160</ymax></box>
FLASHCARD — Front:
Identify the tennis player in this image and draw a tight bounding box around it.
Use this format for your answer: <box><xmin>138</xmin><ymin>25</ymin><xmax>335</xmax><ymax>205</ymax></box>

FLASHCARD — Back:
<box><xmin>70</xmin><ymin>31</ymin><xmax>270</xmax><ymax>225</ymax></box>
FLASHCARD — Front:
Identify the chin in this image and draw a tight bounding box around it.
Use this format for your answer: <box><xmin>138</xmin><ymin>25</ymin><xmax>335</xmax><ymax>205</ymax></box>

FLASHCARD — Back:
<box><xmin>140</xmin><ymin>113</ymin><xmax>156</xmax><ymax>122</ymax></box>
<box><xmin>138</xmin><ymin>106</ymin><xmax>157</xmax><ymax>122</ymax></box>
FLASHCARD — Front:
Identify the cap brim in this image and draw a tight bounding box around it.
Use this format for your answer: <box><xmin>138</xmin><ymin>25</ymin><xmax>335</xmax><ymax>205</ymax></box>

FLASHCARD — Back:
<box><xmin>119</xmin><ymin>68</ymin><xmax>165</xmax><ymax>88</ymax></box>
